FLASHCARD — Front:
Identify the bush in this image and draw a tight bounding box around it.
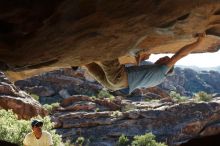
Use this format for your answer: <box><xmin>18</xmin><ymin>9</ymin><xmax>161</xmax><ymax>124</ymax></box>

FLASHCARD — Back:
<box><xmin>109</xmin><ymin>95</ymin><xmax>115</xmax><ymax>101</ymax></box>
<box><xmin>194</xmin><ymin>91</ymin><xmax>212</xmax><ymax>102</ymax></box>
<box><xmin>131</xmin><ymin>133</ymin><xmax>167</xmax><ymax>146</ymax></box>
<box><xmin>30</xmin><ymin>93</ymin><xmax>40</xmax><ymax>101</ymax></box>
<box><xmin>75</xmin><ymin>136</ymin><xmax>85</xmax><ymax>146</ymax></box>
<box><xmin>43</xmin><ymin>102</ymin><xmax>60</xmax><ymax>113</ymax></box>
<box><xmin>116</xmin><ymin>133</ymin><xmax>167</xmax><ymax>146</ymax></box>
<box><xmin>170</xmin><ymin>91</ymin><xmax>188</xmax><ymax>102</ymax></box>
<box><xmin>0</xmin><ymin>109</ymin><xmax>63</xmax><ymax>146</ymax></box>
<box><xmin>111</xmin><ymin>111</ymin><xmax>122</xmax><ymax>118</ymax></box>
<box><xmin>64</xmin><ymin>140</ymin><xmax>75</xmax><ymax>146</ymax></box>
<box><xmin>0</xmin><ymin>109</ymin><xmax>30</xmax><ymax>145</ymax></box>
<box><xmin>117</xmin><ymin>134</ymin><xmax>129</xmax><ymax>146</ymax></box>
<box><xmin>97</xmin><ymin>89</ymin><xmax>114</xmax><ymax>99</ymax></box>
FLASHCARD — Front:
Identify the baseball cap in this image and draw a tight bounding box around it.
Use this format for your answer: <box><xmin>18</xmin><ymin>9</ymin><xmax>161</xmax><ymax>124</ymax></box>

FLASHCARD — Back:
<box><xmin>31</xmin><ymin>119</ymin><xmax>43</xmax><ymax>127</ymax></box>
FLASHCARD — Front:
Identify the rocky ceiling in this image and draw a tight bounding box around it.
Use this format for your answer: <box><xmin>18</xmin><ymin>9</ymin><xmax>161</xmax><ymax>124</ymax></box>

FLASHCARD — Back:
<box><xmin>0</xmin><ymin>0</ymin><xmax>220</xmax><ymax>71</ymax></box>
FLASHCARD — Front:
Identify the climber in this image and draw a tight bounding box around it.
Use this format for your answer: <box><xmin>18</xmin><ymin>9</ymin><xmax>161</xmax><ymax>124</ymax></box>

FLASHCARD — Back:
<box><xmin>85</xmin><ymin>33</ymin><xmax>205</xmax><ymax>94</ymax></box>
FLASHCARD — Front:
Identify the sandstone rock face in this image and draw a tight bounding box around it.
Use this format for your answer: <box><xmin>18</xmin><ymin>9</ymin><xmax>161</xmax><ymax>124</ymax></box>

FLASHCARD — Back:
<box><xmin>14</xmin><ymin>68</ymin><xmax>220</xmax><ymax>145</ymax></box>
<box><xmin>160</xmin><ymin>67</ymin><xmax>220</xmax><ymax>96</ymax></box>
<box><xmin>15</xmin><ymin>68</ymin><xmax>169</xmax><ymax>105</ymax></box>
<box><xmin>0</xmin><ymin>72</ymin><xmax>47</xmax><ymax>119</ymax></box>
<box><xmin>0</xmin><ymin>1</ymin><xmax>220</xmax><ymax>69</ymax></box>
<box><xmin>131</xmin><ymin>87</ymin><xmax>170</xmax><ymax>100</ymax></box>
<box><xmin>15</xmin><ymin>68</ymin><xmax>103</xmax><ymax>104</ymax></box>
<box><xmin>52</xmin><ymin>98</ymin><xmax>220</xmax><ymax>146</ymax></box>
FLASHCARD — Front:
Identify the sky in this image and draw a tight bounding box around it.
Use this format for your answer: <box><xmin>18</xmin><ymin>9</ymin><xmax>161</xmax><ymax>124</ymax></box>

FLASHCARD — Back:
<box><xmin>148</xmin><ymin>50</ymin><xmax>220</xmax><ymax>68</ymax></box>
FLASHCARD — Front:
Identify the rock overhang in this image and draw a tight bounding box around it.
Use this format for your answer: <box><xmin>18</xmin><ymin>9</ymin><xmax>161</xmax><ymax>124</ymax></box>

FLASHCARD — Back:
<box><xmin>0</xmin><ymin>0</ymin><xmax>220</xmax><ymax>70</ymax></box>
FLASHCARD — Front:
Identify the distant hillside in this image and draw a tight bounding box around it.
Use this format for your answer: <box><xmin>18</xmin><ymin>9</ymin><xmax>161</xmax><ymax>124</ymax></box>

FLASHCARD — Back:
<box><xmin>159</xmin><ymin>67</ymin><xmax>220</xmax><ymax>96</ymax></box>
<box><xmin>176</xmin><ymin>65</ymin><xmax>220</xmax><ymax>72</ymax></box>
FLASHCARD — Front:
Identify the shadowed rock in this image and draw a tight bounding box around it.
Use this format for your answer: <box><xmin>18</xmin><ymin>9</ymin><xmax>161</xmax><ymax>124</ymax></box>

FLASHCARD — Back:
<box><xmin>0</xmin><ymin>0</ymin><xmax>220</xmax><ymax>71</ymax></box>
<box><xmin>0</xmin><ymin>140</ymin><xmax>18</xmax><ymax>146</ymax></box>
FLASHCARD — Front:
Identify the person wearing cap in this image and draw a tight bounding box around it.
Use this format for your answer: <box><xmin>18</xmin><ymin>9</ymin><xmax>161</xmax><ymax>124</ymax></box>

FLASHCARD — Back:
<box><xmin>84</xmin><ymin>33</ymin><xmax>206</xmax><ymax>94</ymax></box>
<box><xmin>23</xmin><ymin>119</ymin><xmax>53</xmax><ymax>146</ymax></box>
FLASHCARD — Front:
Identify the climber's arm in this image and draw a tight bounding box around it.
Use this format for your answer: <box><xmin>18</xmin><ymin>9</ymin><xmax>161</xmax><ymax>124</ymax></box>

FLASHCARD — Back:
<box><xmin>166</xmin><ymin>33</ymin><xmax>205</xmax><ymax>69</ymax></box>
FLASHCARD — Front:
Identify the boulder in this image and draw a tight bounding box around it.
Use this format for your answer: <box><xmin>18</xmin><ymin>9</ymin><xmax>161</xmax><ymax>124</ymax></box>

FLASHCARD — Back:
<box><xmin>15</xmin><ymin>68</ymin><xmax>102</xmax><ymax>99</ymax></box>
<box><xmin>60</xmin><ymin>95</ymin><xmax>121</xmax><ymax>111</ymax></box>
<box><xmin>159</xmin><ymin>67</ymin><xmax>220</xmax><ymax>96</ymax></box>
<box><xmin>25</xmin><ymin>86</ymin><xmax>55</xmax><ymax>97</ymax></box>
<box><xmin>59</xmin><ymin>89</ymin><xmax>71</xmax><ymax>99</ymax></box>
<box><xmin>58</xmin><ymin>101</ymin><xmax>96</xmax><ymax>112</ymax></box>
<box><xmin>0</xmin><ymin>72</ymin><xmax>47</xmax><ymax>119</ymax></box>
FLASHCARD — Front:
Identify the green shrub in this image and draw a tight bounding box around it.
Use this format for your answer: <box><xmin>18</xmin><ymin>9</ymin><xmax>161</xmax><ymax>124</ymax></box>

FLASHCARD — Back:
<box><xmin>75</xmin><ymin>136</ymin><xmax>85</xmax><ymax>146</ymax></box>
<box><xmin>131</xmin><ymin>133</ymin><xmax>167</xmax><ymax>146</ymax></box>
<box><xmin>64</xmin><ymin>140</ymin><xmax>75</xmax><ymax>146</ymax></box>
<box><xmin>109</xmin><ymin>95</ymin><xmax>115</xmax><ymax>101</ymax></box>
<box><xmin>97</xmin><ymin>89</ymin><xmax>114</xmax><ymax>99</ymax></box>
<box><xmin>144</xmin><ymin>99</ymin><xmax>160</xmax><ymax>102</ymax></box>
<box><xmin>117</xmin><ymin>134</ymin><xmax>129</xmax><ymax>146</ymax></box>
<box><xmin>0</xmin><ymin>109</ymin><xmax>63</xmax><ymax>146</ymax></box>
<box><xmin>111</xmin><ymin>111</ymin><xmax>122</xmax><ymax>117</ymax></box>
<box><xmin>30</xmin><ymin>93</ymin><xmax>40</xmax><ymax>101</ymax></box>
<box><xmin>43</xmin><ymin>102</ymin><xmax>60</xmax><ymax>113</ymax></box>
<box><xmin>95</xmin><ymin>108</ymin><xmax>100</xmax><ymax>112</ymax></box>
<box><xmin>194</xmin><ymin>91</ymin><xmax>212</xmax><ymax>102</ymax></box>
<box><xmin>0</xmin><ymin>109</ymin><xmax>30</xmax><ymax>145</ymax></box>
<box><xmin>64</xmin><ymin>140</ymin><xmax>73</xmax><ymax>146</ymax></box>
<box><xmin>91</xmin><ymin>96</ymin><xmax>96</xmax><ymax>100</ymax></box>
<box><xmin>170</xmin><ymin>91</ymin><xmax>188</xmax><ymax>102</ymax></box>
